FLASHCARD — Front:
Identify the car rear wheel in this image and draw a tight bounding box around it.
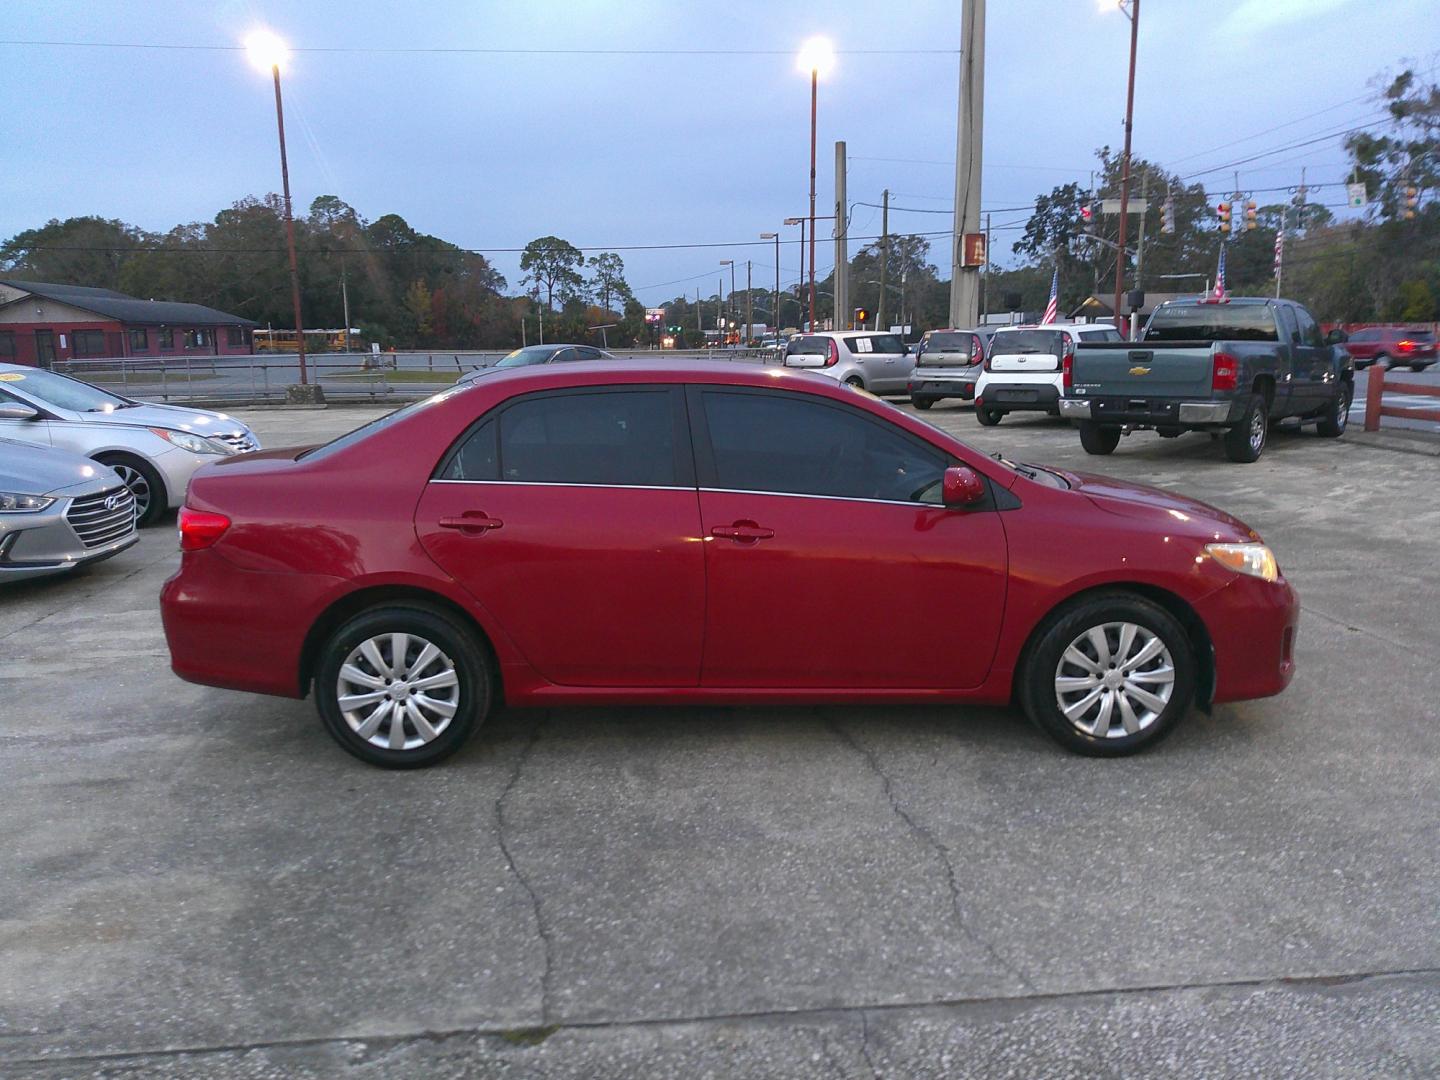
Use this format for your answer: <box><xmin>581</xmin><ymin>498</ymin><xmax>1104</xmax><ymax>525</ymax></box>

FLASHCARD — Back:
<box><xmin>1020</xmin><ymin>593</ymin><xmax>1195</xmax><ymax>756</ymax></box>
<box><xmin>93</xmin><ymin>453</ymin><xmax>166</xmax><ymax>525</ymax></box>
<box><xmin>844</xmin><ymin>376</ymin><xmax>865</xmax><ymax>391</ymax></box>
<box><xmin>1411</xmin><ymin>362</ymin><xmax>1428</xmax><ymax>373</ymax></box>
<box><xmin>911</xmin><ymin>396</ymin><xmax>934</xmax><ymax>410</ymax></box>
<box><xmin>1223</xmin><ymin>394</ymin><xmax>1268</xmax><ymax>462</ymax></box>
<box><xmin>976</xmin><ymin>405</ymin><xmax>1003</xmax><ymax>426</ymax></box>
<box><xmin>314</xmin><ymin>605</ymin><xmax>492</xmax><ymax>768</ymax></box>
<box><xmin>1077</xmin><ymin>421</ymin><xmax>1121</xmax><ymax>455</ymax></box>
<box><xmin>1376</xmin><ymin>352</ymin><xmax>1392</xmax><ymax>370</ymax></box>
<box><xmin>1316</xmin><ymin>380</ymin><xmax>1352</xmax><ymax>438</ymax></box>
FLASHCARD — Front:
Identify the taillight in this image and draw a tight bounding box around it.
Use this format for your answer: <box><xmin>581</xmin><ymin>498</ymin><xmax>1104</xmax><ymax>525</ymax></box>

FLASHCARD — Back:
<box><xmin>1397</xmin><ymin>339</ymin><xmax>1415</xmax><ymax>352</ymax></box>
<box><xmin>1212</xmin><ymin>351</ymin><xmax>1239</xmax><ymax>392</ymax></box>
<box><xmin>179</xmin><ymin>507</ymin><xmax>231</xmax><ymax>551</ymax></box>
<box><xmin>824</xmin><ymin>338</ymin><xmax>840</xmax><ymax>367</ymax></box>
<box><xmin>970</xmin><ymin>336</ymin><xmax>983</xmax><ymax>366</ymax></box>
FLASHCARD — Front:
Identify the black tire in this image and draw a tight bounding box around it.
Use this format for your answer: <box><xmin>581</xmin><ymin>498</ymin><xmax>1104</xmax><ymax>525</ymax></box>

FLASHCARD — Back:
<box><xmin>1222</xmin><ymin>394</ymin><xmax>1268</xmax><ymax>462</ymax></box>
<box><xmin>1376</xmin><ymin>352</ymin><xmax>1392</xmax><ymax>371</ymax></box>
<box><xmin>976</xmin><ymin>405</ymin><xmax>1003</xmax><ymax>426</ymax></box>
<box><xmin>1078</xmin><ymin>421</ymin><xmax>1121</xmax><ymax>455</ymax></box>
<box><xmin>1411</xmin><ymin>363</ymin><xmax>1428</xmax><ymax>373</ymax></box>
<box><xmin>1316</xmin><ymin>379</ymin><xmax>1352</xmax><ymax>438</ymax></box>
<box><xmin>314</xmin><ymin>605</ymin><xmax>492</xmax><ymax>769</ymax></box>
<box><xmin>1156</xmin><ymin>426</ymin><xmax>1183</xmax><ymax>439</ymax></box>
<box><xmin>1019</xmin><ymin>592</ymin><xmax>1196</xmax><ymax>757</ymax></box>
<box><xmin>93</xmin><ymin>453</ymin><xmax>166</xmax><ymax>525</ymax></box>
<box><xmin>844</xmin><ymin>376</ymin><xmax>866</xmax><ymax>391</ymax></box>
<box><xmin>911</xmin><ymin>396</ymin><xmax>934</xmax><ymax>411</ymax></box>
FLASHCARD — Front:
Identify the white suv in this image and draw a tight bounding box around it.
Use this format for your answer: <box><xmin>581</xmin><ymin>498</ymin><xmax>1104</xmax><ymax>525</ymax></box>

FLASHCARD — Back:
<box><xmin>782</xmin><ymin>331</ymin><xmax>914</xmax><ymax>394</ymax></box>
<box><xmin>973</xmin><ymin>323</ymin><xmax>1124</xmax><ymax>426</ymax></box>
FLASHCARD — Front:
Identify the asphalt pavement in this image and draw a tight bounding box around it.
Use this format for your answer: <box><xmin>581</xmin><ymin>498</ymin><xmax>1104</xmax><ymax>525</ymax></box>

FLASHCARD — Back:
<box><xmin>1</xmin><ymin>402</ymin><xmax>1436</xmax><ymax>1078</ymax></box>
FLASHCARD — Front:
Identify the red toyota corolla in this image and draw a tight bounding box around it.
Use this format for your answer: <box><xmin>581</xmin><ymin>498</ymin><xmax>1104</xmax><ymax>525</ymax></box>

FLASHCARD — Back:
<box><xmin>160</xmin><ymin>361</ymin><xmax>1298</xmax><ymax>768</ymax></box>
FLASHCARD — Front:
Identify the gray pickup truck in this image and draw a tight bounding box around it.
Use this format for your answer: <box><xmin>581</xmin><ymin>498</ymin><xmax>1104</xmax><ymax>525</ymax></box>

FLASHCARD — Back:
<box><xmin>1057</xmin><ymin>297</ymin><xmax>1354</xmax><ymax>462</ymax></box>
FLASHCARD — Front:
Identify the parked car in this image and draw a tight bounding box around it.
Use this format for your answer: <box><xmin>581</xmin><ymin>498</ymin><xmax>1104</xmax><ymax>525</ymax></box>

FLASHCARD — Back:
<box><xmin>1339</xmin><ymin>326</ymin><xmax>1437</xmax><ymax>371</ymax></box>
<box><xmin>0</xmin><ymin>437</ymin><xmax>138</xmax><ymax>583</ymax></box>
<box><xmin>460</xmin><ymin>344</ymin><xmax>617</xmax><ymax>384</ymax></box>
<box><xmin>782</xmin><ymin>331</ymin><xmax>914</xmax><ymax>394</ymax></box>
<box><xmin>1058</xmin><ymin>298</ymin><xmax>1355</xmax><ymax>462</ymax></box>
<box><xmin>0</xmin><ymin>364</ymin><xmax>260</xmax><ymax>524</ymax></box>
<box><xmin>161</xmin><ymin>360</ymin><xmax>1298</xmax><ymax>768</ymax></box>
<box><xmin>907</xmin><ymin>328</ymin><xmax>996</xmax><ymax>409</ymax></box>
<box><xmin>973</xmin><ymin>324</ymin><xmax>1125</xmax><ymax>425</ymax></box>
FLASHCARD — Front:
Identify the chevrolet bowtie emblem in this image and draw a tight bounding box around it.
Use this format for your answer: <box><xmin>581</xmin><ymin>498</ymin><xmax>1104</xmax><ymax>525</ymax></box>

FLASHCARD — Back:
<box><xmin>1129</xmin><ymin>366</ymin><xmax>1151</xmax><ymax>375</ymax></box>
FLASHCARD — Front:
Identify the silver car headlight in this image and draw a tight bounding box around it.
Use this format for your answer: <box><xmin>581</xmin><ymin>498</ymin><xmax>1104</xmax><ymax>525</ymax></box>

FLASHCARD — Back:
<box><xmin>1205</xmin><ymin>542</ymin><xmax>1279</xmax><ymax>583</ymax></box>
<box><xmin>0</xmin><ymin>492</ymin><xmax>55</xmax><ymax>512</ymax></box>
<box><xmin>149</xmin><ymin>427</ymin><xmax>232</xmax><ymax>455</ymax></box>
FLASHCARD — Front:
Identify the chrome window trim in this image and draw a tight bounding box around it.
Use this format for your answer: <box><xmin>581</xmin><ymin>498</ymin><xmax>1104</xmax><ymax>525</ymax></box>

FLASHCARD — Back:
<box><xmin>429</xmin><ymin>479</ymin><xmax>688</xmax><ymax>492</ymax></box>
<box><xmin>428</xmin><ymin>479</ymin><xmax>942</xmax><ymax>508</ymax></box>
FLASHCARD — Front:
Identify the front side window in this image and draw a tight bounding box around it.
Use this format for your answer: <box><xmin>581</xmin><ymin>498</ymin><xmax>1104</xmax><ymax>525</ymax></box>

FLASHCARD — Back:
<box><xmin>0</xmin><ymin>367</ymin><xmax>130</xmax><ymax>412</ymax></box>
<box><xmin>1293</xmin><ymin>307</ymin><xmax>1323</xmax><ymax>348</ymax></box>
<box><xmin>73</xmin><ymin>330</ymin><xmax>107</xmax><ymax>357</ymax></box>
<box><xmin>495</xmin><ymin>390</ymin><xmax>680</xmax><ymax>487</ymax></box>
<box><xmin>701</xmin><ymin>390</ymin><xmax>948</xmax><ymax>504</ymax></box>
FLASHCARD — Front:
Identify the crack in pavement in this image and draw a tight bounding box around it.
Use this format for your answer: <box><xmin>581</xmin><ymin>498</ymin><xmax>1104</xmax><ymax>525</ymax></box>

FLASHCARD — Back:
<box><xmin>858</xmin><ymin>1008</ymin><xmax>880</xmax><ymax>1079</ymax></box>
<box><xmin>9</xmin><ymin>968</ymin><xmax>1434</xmax><ymax>1070</ymax></box>
<box><xmin>826</xmin><ymin>714</ymin><xmax>1035</xmax><ymax>993</ymax></box>
<box><xmin>494</xmin><ymin>716</ymin><xmax>554</xmax><ymax>1025</ymax></box>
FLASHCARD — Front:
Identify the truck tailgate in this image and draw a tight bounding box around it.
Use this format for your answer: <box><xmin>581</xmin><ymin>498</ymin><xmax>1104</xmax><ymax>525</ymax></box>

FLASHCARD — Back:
<box><xmin>1071</xmin><ymin>342</ymin><xmax>1215</xmax><ymax>397</ymax></box>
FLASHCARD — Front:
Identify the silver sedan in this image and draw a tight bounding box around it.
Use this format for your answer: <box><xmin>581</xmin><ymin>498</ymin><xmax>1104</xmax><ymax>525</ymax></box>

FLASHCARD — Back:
<box><xmin>0</xmin><ymin>438</ymin><xmax>138</xmax><ymax>584</ymax></box>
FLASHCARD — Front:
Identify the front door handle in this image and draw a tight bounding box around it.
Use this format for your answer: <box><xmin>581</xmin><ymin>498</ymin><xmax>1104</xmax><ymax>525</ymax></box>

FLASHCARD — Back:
<box><xmin>711</xmin><ymin>520</ymin><xmax>774</xmax><ymax>543</ymax></box>
<box><xmin>439</xmin><ymin>512</ymin><xmax>503</xmax><ymax>535</ymax></box>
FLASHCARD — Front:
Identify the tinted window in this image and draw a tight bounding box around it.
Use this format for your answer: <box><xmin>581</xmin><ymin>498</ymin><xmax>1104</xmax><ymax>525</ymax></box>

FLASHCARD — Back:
<box><xmin>1277</xmin><ymin>306</ymin><xmax>1300</xmax><ymax>344</ymax></box>
<box><xmin>1079</xmin><ymin>328</ymin><xmax>1124</xmax><ymax>342</ymax></box>
<box><xmin>1293</xmin><ymin>307</ymin><xmax>1323</xmax><ymax>348</ymax></box>
<box><xmin>498</xmin><ymin>390</ymin><xmax>679</xmax><ymax>487</ymax></box>
<box><xmin>1144</xmin><ymin>304</ymin><xmax>1278</xmax><ymax>342</ymax></box>
<box><xmin>701</xmin><ymin>390</ymin><xmax>949</xmax><ymax>504</ymax></box>
<box><xmin>788</xmin><ymin>335</ymin><xmax>830</xmax><ymax>356</ymax></box>
<box><xmin>867</xmin><ymin>334</ymin><xmax>905</xmax><ymax>354</ymax></box>
<box><xmin>439</xmin><ymin>419</ymin><xmax>497</xmax><ymax>480</ymax></box>
<box><xmin>991</xmin><ymin>330</ymin><xmax>1064</xmax><ymax>355</ymax></box>
<box><xmin>923</xmin><ymin>332</ymin><xmax>972</xmax><ymax>352</ymax></box>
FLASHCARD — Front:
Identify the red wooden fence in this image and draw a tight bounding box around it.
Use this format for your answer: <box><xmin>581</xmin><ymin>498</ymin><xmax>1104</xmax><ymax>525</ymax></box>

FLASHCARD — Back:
<box><xmin>1363</xmin><ymin>363</ymin><xmax>1440</xmax><ymax>431</ymax></box>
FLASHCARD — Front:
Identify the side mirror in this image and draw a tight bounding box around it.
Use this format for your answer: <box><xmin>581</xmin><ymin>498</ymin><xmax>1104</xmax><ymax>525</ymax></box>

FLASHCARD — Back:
<box><xmin>0</xmin><ymin>403</ymin><xmax>38</xmax><ymax>421</ymax></box>
<box><xmin>785</xmin><ymin>353</ymin><xmax>826</xmax><ymax>369</ymax></box>
<box><xmin>1325</xmin><ymin>328</ymin><xmax>1347</xmax><ymax>345</ymax></box>
<box><xmin>942</xmin><ymin>465</ymin><xmax>987</xmax><ymax>508</ymax></box>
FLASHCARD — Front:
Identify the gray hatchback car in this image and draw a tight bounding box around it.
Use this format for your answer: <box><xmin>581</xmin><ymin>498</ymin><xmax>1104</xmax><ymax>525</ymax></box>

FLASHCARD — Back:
<box><xmin>0</xmin><ymin>436</ymin><xmax>138</xmax><ymax>583</ymax></box>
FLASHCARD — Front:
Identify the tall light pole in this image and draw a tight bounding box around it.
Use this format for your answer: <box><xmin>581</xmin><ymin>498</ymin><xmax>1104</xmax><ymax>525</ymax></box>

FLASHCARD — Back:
<box><xmin>798</xmin><ymin>38</ymin><xmax>835</xmax><ymax>333</ymax></box>
<box><xmin>1109</xmin><ymin>0</ymin><xmax>1141</xmax><ymax>336</ymax></box>
<box><xmin>720</xmin><ymin>260</ymin><xmax>736</xmax><ymax>344</ymax></box>
<box><xmin>245</xmin><ymin>29</ymin><xmax>308</xmax><ymax>386</ymax></box>
<box><xmin>761</xmin><ymin>233</ymin><xmax>780</xmax><ymax>334</ymax></box>
<box><xmin>784</xmin><ymin>216</ymin><xmax>805</xmax><ymax>328</ymax></box>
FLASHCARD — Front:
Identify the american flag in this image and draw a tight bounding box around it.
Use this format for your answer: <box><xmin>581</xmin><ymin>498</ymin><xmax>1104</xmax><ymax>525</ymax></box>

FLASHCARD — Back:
<box><xmin>1273</xmin><ymin>227</ymin><xmax>1285</xmax><ymax>277</ymax></box>
<box><xmin>1213</xmin><ymin>245</ymin><xmax>1227</xmax><ymax>301</ymax></box>
<box><xmin>1041</xmin><ymin>267</ymin><xmax>1059</xmax><ymax>324</ymax></box>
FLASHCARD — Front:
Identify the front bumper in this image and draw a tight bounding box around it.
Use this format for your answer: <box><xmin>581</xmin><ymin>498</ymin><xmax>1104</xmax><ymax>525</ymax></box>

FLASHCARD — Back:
<box><xmin>1195</xmin><ymin>573</ymin><xmax>1300</xmax><ymax>704</ymax></box>
<box><xmin>0</xmin><ymin>488</ymin><xmax>139</xmax><ymax>584</ymax></box>
<box><xmin>1058</xmin><ymin>397</ymin><xmax>1242</xmax><ymax>425</ymax></box>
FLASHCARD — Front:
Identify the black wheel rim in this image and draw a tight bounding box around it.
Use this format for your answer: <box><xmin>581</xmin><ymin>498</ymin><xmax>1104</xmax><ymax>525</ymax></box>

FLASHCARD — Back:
<box><xmin>111</xmin><ymin>464</ymin><xmax>151</xmax><ymax>518</ymax></box>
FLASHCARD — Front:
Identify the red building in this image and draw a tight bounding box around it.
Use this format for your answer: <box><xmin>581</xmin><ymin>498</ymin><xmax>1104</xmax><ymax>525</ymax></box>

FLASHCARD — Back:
<box><xmin>0</xmin><ymin>279</ymin><xmax>257</xmax><ymax>367</ymax></box>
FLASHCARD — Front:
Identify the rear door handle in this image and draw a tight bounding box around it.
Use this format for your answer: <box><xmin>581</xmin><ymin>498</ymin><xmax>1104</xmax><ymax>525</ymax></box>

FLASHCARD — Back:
<box><xmin>711</xmin><ymin>521</ymin><xmax>774</xmax><ymax>543</ymax></box>
<box><xmin>439</xmin><ymin>512</ymin><xmax>503</xmax><ymax>535</ymax></box>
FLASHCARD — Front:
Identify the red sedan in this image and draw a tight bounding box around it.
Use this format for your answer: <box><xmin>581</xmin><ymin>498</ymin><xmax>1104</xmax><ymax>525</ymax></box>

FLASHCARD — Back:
<box><xmin>160</xmin><ymin>361</ymin><xmax>1298</xmax><ymax>768</ymax></box>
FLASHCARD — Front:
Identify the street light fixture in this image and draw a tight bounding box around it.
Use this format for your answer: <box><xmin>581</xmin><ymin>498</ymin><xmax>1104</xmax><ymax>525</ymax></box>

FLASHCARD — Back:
<box><xmin>760</xmin><ymin>233</ymin><xmax>780</xmax><ymax>336</ymax></box>
<box><xmin>797</xmin><ymin>37</ymin><xmax>835</xmax><ymax>333</ymax></box>
<box><xmin>244</xmin><ymin>28</ymin><xmax>309</xmax><ymax>387</ymax></box>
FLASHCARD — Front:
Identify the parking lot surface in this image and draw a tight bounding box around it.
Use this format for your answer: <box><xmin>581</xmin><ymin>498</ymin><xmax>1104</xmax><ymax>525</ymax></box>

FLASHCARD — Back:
<box><xmin>2</xmin><ymin>401</ymin><xmax>1437</xmax><ymax>1077</ymax></box>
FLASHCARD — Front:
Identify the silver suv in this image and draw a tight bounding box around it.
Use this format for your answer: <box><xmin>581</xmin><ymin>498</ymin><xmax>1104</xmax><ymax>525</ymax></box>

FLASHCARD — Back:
<box><xmin>782</xmin><ymin>331</ymin><xmax>914</xmax><ymax>394</ymax></box>
<box><xmin>906</xmin><ymin>328</ymin><xmax>995</xmax><ymax>410</ymax></box>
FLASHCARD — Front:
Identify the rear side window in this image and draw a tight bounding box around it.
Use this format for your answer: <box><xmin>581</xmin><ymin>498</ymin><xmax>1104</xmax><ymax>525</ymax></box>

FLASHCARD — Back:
<box><xmin>991</xmin><ymin>330</ymin><xmax>1064</xmax><ymax>354</ymax></box>
<box><xmin>867</xmin><ymin>334</ymin><xmax>905</xmax><ymax>354</ymax></box>
<box><xmin>1078</xmin><ymin>329</ymin><xmax>1123</xmax><ymax>342</ymax></box>
<box><xmin>440</xmin><ymin>419</ymin><xmax>497</xmax><ymax>480</ymax></box>
<box><xmin>1145</xmin><ymin>304</ymin><xmax>1279</xmax><ymax>342</ymax></box>
<box><xmin>700</xmin><ymin>390</ymin><xmax>948</xmax><ymax>504</ymax></box>
<box><xmin>496</xmin><ymin>390</ymin><xmax>680</xmax><ymax>487</ymax></box>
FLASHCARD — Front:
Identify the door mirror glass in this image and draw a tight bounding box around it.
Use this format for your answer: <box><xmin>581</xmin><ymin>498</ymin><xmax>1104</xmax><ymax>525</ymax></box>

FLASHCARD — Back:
<box><xmin>1325</xmin><ymin>328</ymin><xmax>1347</xmax><ymax>345</ymax></box>
<box><xmin>0</xmin><ymin>403</ymin><xmax>38</xmax><ymax>420</ymax></box>
<box><xmin>942</xmin><ymin>465</ymin><xmax>986</xmax><ymax>507</ymax></box>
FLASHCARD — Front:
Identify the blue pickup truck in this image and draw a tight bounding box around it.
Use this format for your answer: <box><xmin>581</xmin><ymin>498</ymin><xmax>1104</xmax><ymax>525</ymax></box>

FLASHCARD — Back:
<box><xmin>1057</xmin><ymin>297</ymin><xmax>1354</xmax><ymax>462</ymax></box>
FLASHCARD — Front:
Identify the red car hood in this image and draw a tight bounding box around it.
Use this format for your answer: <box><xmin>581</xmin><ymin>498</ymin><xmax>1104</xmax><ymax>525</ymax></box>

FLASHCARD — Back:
<box><xmin>1051</xmin><ymin>468</ymin><xmax>1259</xmax><ymax>540</ymax></box>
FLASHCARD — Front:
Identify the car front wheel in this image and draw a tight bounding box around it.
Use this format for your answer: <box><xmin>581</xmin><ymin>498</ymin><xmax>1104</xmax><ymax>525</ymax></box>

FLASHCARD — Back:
<box><xmin>1020</xmin><ymin>593</ymin><xmax>1195</xmax><ymax>756</ymax></box>
<box><xmin>314</xmin><ymin>605</ymin><xmax>492</xmax><ymax>768</ymax></box>
<box><xmin>94</xmin><ymin>453</ymin><xmax>166</xmax><ymax>525</ymax></box>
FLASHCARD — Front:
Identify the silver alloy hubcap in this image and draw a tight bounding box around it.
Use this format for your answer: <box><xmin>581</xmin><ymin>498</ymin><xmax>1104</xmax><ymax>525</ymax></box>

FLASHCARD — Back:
<box><xmin>1249</xmin><ymin>407</ymin><xmax>1266</xmax><ymax>451</ymax></box>
<box><xmin>1054</xmin><ymin>622</ymin><xmax>1176</xmax><ymax>739</ymax></box>
<box><xmin>1337</xmin><ymin>386</ymin><xmax>1350</xmax><ymax>428</ymax></box>
<box><xmin>112</xmin><ymin>464</ymin><xmax>151</xmax><ymax>516</ymax></box>
<box><xmin>337</xmin><ymin>632</ymin><xmax>460</xmax><ymax>751</ymax></box>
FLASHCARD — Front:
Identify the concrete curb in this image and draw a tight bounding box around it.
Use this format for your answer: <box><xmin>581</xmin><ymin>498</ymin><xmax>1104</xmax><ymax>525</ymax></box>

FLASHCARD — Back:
<box><xmin>1345</xmin><ymin>429</ymin><xmax>1440</xmax><ymax>457</ymax></box>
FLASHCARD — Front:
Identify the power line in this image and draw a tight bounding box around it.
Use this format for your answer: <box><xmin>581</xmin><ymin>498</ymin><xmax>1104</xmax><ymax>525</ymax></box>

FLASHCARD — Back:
<box><xmin>0</xmin><ymin>39</ymin><xmax>957</xmax><ymax>56</ymax></box>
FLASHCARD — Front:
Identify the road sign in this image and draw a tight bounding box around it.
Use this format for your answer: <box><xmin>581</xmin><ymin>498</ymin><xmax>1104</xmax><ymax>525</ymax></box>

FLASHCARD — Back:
<box><xmin>960</xmin><ymin>232</ymin><xmax>986</xmax><ymax>268</ymax></box>
<box><xmin>1346</xmin><ymin>183</ymin><xmax>1367</xmax><ymax>208</ymax></box>
<box><xmin>1100</xmin><ymin>198</ymin><xmax>1149</xmax><ymax>215</ymax></box>
<box><xmin>644</xmin><ymin>307</ymin><xmax>665</xmax><ymax>323</ymax></box>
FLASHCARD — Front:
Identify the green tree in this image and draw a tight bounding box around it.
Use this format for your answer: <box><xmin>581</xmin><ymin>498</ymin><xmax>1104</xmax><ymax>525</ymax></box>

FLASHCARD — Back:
<box><xmin>587</xmin><ymin>252</ymin><xmax>632</xmax><ymax>315</ymax></box>
<box><xmin>0</xmin><ymin>216</ymin><xmax>152</xmax><ymax>289</ymax></box>
<box><xmin>403</xmin><ymin>279</ymin><xmax>434</xmax><ymax>343</ymax></box>
<box><xmin>520</xmin><ymin>236</ymin><xmax>585</xmax><ymax>313</ymax></box>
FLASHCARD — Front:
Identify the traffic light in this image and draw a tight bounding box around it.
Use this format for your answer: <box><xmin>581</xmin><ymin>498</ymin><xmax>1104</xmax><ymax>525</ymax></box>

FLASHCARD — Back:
<box><xmin>1080</xmin><ymin>203</ymin><xmax>1096</xmax><ymax>234</ymax></box>
<box><xmin>1161</xmin><ymin>196</ymin><xmax>1176</xmax><ymax>234</ymax></box>
<box><xmin>1217</xmin><ymin>202</ymin><xmax>1232</xmax><ymax>234</ymax></box>
<box><xmin>1405</xmin><ymin>185</ymin><xmax>1419</xmax><ymax>219</ymax></box>
<box><xmin>854</xmin><ymin>307</ymin><xmax>870</xmax><ymax>327</ymax></box>
<box><xmin>1245</xmin><ymin>200</ymin><xmax>1258</xmax><ymax>231</ymax></box>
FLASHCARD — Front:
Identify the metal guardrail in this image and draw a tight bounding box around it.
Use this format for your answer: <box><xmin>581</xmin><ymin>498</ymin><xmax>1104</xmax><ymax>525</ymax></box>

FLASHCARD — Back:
<box><xmin>51</xmin><ymin>349</ymin><xmax>776</xmax><ymax>405</ymax></box>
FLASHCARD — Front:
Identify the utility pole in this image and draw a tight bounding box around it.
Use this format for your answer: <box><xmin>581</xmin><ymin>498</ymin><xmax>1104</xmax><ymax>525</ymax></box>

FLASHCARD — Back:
<box><xmin>340</xmin><ymin>261</ymin><xmax>351</xmax><ymax>353</ymax></box>
<box><xmin>808</xmin><ymin>64</ymin><xmax>819</xmax><ymax>331</ymax></box>
<box><xmin>718</xmin><ymin>277</ymin><xmax>724</xmax><ymax>345</ymax></box>
<box><xmin>878</xmin><ymin>189</ymin><xmax>890</xmax><ymax>330</ymax></box>
<box><xmin>1130</xmin><ymin>170</ymin><xmax>1148</xmax><ymax>340</ymax></box>
<box><xmin>745</xmin><ymin>261</ymin><xmax>753</xmax><ymax>343</ymax></box>
<box><xmin>1111</xmin><ymin>0</ymin><xmax>1140</xmax><ymax>336</ymax></box>
<box><xmin>695</xmin><ymin>286</ymin><xmax>702</xmax><ymax>338</ymax></box>
<box><xmin>834</xmin><ymin>141</ymin><xmax>849</xmax><ymax>331</ymax></box>
<box><xmin>981</xmin><ymin>211</ymin><xmax>992</xmax><ymax>321</ymax></box>
<box><xmin>774</xmin><ymin>233</ymin><xmax>781</xmax><ymax>333</ymax></box>
<box><xmin>949</xmin><ymin>0</ymin><xmax>985</xmax><ymax>329</ymax></box>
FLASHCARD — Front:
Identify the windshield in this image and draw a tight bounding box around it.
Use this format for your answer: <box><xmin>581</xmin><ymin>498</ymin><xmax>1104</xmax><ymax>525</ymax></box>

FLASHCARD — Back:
<box><xmin>495</xmin><ymin>346</ymin><xmax>560</xmax><ymax>368</ymax></box>
<box><xmin>925</xmin><ymin>332</ymin><xmax>971</xmax><ymax>352</ymax></box>
<box><xmin>991</xmin><ymin>330</ymin><xmax>1064</xmax><ymax>355</ymax></box>
<box><xmin>1145</xmin><ymin>303</ymin><xmax>1278</xmax><ymax>342</ymax></box>
<box><xmin>299</xmin><ymin>388</ymin><xmax>462</xmax><ymax>461</ymax></box>
<box><xmin>0</xmin><ymin>368</ymin><xmax>133</xmax><ymax>412</ymax></box>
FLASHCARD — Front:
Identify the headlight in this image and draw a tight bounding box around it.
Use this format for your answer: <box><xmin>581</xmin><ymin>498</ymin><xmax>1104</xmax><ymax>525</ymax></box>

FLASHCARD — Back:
<box><xmin>0</xmin><ymin>492</ymin><xmax>55</xmax><ymax>512</ymax></box>
<box><xmin>1205</xmin><ymin>542</ymin><xmax>1279</xmax><ymax>582</ymax></box>
<box><xmin>149</xmin><ymin>428</ymin><xmax>231</xmax><ymax>455</ymax></box>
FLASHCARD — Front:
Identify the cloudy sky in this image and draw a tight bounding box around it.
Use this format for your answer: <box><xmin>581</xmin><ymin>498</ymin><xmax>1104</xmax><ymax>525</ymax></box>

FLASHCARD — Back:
<box><xmin>2</xmin><ymin>0</ymin><xmax>1434</xmax><ymax>302</ymax></box>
